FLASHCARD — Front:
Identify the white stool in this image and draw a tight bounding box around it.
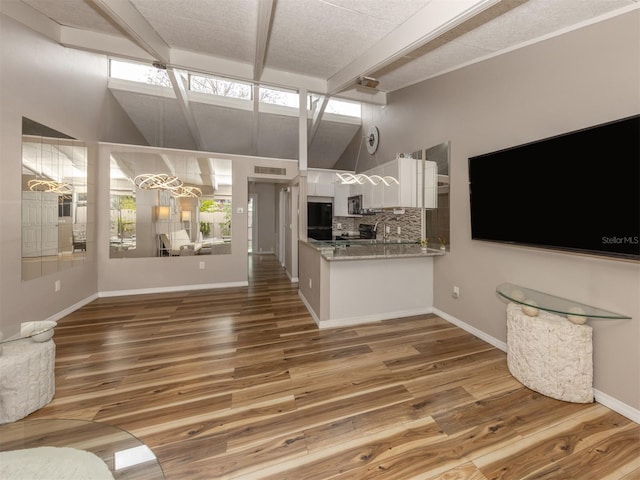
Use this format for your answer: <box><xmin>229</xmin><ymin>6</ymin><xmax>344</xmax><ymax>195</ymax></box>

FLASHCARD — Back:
<box><xmin>0</xmin><ymin>339</ymin><xmax>55</xmax><ymax>424</ymax></box>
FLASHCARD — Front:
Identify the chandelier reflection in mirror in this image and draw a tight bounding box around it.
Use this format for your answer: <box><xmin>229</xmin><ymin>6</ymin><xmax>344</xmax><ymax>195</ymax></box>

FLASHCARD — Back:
<box><xmin>133</xmin><ymin>173</ymin><xmax>182</xmax><ymax>190</ymax></box>
<box><xmin>171</xmin><ymin>185</ymin><xmax>202</xmax><ymax>198</ymax></box>
<box><xmin>28</xmin><ymin>179</ymin><xmax>74</xmax><ymax>194</ymax></box>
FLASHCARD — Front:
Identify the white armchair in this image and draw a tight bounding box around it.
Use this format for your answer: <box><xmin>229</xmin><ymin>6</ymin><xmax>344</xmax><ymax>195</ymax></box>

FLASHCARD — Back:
<box><xmin>159</xmin><ymin>229</ymin><xmax>202</xmax><ymax>255</ymax></box>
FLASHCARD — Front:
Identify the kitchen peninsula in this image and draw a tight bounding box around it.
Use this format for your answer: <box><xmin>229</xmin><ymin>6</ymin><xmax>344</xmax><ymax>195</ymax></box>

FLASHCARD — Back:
<box><xmin>298</xmin><ymin>239</ymin><xmax>444</xmax><ymax>328</ymax></box>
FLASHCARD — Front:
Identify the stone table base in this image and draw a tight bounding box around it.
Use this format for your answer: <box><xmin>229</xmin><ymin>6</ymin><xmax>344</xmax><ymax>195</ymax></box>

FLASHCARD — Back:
<box><xmin>0</xmin><ymin>339</ymin><xmax>56</xmax><ymax>424</ymax></box>
<box><xmin>507</xmin><ymin>302</ymin><xmax>593</xmax><ymax>403</ymax></box>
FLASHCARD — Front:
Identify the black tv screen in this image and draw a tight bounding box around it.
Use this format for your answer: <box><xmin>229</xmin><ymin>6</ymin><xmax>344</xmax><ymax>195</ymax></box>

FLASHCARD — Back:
<box><xmin>468</xmin><ymin>115</ymin><xmax>640</xmax><ymax>260</ymax></box>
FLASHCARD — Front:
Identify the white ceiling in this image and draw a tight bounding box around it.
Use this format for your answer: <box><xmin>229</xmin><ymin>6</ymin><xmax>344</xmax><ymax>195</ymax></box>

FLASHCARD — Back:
<box><xmin>4</xmin><ymin>0</ymin><xmax>638</xmax><ymax>168</ymax></box>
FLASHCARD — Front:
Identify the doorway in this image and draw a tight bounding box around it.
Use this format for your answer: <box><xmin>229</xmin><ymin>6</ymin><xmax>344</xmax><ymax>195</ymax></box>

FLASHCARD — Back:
<box><xmin>248</xmin><ymin>193</ymin><xmax>257</xmax><ymax>253</ymax></box>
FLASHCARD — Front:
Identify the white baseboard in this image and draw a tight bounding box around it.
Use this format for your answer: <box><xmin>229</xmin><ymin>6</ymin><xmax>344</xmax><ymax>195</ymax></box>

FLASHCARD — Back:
<box><xmin>433</xmin><ymin>308</ymin><xmax>507</xmax><ymax>352</ymax></box>
<box><xmin>98</xmin><ymin>281</ymin><xmax>248</xmax><ymax>298</ymax></box>
<box><xmin>433</xmin><ymin>308</ymin><xmax>640</xmax><ymax>423</ymax></box>
<box><xmin>319</xmin><ymin>308</ymin><xmax>434</xmax><ymax>329</ymax></box>
<box><xmin>251</xmin><ymin>250</ymin><xmax>274</xmax><ymax>255</ymax></box>
<box><xmin>593</xmin><ymin>388</ymin><xmax>640</xmax><ymax>423</ymax></box>
<box><xmin>284</xmin><ymin>269</ymin><xmax>298</xmax><ymax>283</ymax></box>
<box><xmin>46</xmin><ymin>293</ymin><xmax>98</xmax><ymax>323</ymax></box>
<box><xmin>298</xmin><ymin>291</ymin><xmax>320</xmax><ymax>327</ymax></box>
<box><xmin>298</xmin><ymin>290</ymin><xmax>433</xmax><ymax>329</ymax></box>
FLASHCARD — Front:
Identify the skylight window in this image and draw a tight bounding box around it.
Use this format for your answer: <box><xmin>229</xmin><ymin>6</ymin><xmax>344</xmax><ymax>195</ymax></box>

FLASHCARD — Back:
<box><xmin>326</xmin><ymin>99</ymin><xmax>361</xmax><ymax>118</ymax></box>
<box><xmin>109</xmin><ymin>59</ymin><xmax>171</xmax><ymax>87</ymax></box>
<box><xmin>190</xmin><ymin>74</ymin><xmax>252</xmax><ymax>100</ymax></box>
<box><xmin>259</xmin><ymin>87</ymin><xmax>299</xmax><ymax>108</ymax></box>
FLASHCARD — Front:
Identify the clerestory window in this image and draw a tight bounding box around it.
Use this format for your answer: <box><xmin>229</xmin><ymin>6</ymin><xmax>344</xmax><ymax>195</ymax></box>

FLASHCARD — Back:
<box><xmin>109</xmin><ymin>59</ymin><xmax>171</xmax><ymax>87</ymax></box>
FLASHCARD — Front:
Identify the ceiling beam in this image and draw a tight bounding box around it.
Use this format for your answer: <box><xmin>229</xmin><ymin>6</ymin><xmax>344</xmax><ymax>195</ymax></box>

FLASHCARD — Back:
<box><xmin>307</xmin><ymin>95</ymin><xmax>328</xmax><ymax>147</ymax></box>
<box><xmin>87</xmin><ymin>0</ymin><xmax>170</xmax><ymax>63</ymax></box>
<box><xmin>252</xmin><ymin>84</ymin><xmax>260</xmax><ymax>156</ymax></box>
<box><xmin>159</xmin><ymin>154</ymin><xmax>176</xmax><ymax>176</ymax></box>
<box><xmin>0</xmin><ymin>0</ymin><xmax>61</xmax><ymax>43</ymax></box>
<box><xmin>60</xmin><ymin>27</ymin><xmax>154</xmax><ymax>62</ymax></box>
<box><xmin>254</xmin><ymin>0</ymin><xmax>276</xmax><ymax>81</ymax></box>
<box><xmin>167</xmin><ymin>68</ymin><xmax>204</xmax><ymax>151</ymax></box>
<box><xmin>326</xmin><ymin>0</ymin><xmax>501</xmax><ymax>95</ymax></box>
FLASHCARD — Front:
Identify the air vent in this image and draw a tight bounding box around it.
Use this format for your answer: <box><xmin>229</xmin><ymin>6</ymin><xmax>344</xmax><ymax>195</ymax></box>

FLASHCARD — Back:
<box><xmin>254</xmin><ymin>166</ymin><xmax>286</xmax><ymax>175</ymax></box>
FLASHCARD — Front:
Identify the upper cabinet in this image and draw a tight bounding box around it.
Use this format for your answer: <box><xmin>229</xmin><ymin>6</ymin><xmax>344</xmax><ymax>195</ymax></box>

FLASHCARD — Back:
<box><xmin>360</xmin><ymin>157</ymin><xmax>437</xmax><ymax>209</ymax></box>
<box><xmin>308</xmin><ymin>158</ymin><xmax>437</xmax><ymax>216</ymax></box>
<box><xmin>333</xmin><ymin>183</ymin><xmax>350</xmax><ymax>216</ymax></box>
<box><xmin>307</xmin><ymin>169</ymin><xmax>336</xmax><ymax>197</ymax></box>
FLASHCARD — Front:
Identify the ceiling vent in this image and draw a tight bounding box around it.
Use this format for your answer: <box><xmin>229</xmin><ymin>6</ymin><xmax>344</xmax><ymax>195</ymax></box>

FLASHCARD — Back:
<box><xmin>254</xmin><ymin>166</ymin><xmax>286</xmax><ymax>175</ymax></box>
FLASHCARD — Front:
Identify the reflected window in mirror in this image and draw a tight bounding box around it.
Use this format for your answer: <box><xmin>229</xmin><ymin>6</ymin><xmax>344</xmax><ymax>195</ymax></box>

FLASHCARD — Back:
<box><xmin>21</xmin><ymin>118</ymin><xmax>88</xmax><ymax>281</ymax></box>
<box><xmin>109</xmin><ymin>151</ymin><xmax>232</xmax><ymax>258</ymax></box>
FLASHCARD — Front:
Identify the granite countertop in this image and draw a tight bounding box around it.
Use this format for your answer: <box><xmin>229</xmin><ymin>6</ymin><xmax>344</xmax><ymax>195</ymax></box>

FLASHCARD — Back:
<box><xmin>303</xmin><ymin>239</ymin><xmax>446</xmax><ymax>261</ymax></box>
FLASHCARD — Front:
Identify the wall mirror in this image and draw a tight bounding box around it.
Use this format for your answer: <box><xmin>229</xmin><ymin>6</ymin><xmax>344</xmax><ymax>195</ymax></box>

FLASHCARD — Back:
<box><xmin>21</xmin><ymin>118</ymin><xmax>88</xmax><ymax>281</ymax></box>
<box><xmin>413</xmin><ymin>141</ymin><xmax>450</xmax><ymax>251</ymax></box>
<box><xmin>109</xmin><ymin>151</ymin><xmax>232</xmax><ymax>258</ymax></box>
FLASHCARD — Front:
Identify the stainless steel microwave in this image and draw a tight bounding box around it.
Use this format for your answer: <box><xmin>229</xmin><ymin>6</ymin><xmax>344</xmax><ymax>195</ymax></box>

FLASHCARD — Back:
<box><xmin>347</xmin><ymin>195</ymin><xmax>362</xmax><ymax>215</ymax></box>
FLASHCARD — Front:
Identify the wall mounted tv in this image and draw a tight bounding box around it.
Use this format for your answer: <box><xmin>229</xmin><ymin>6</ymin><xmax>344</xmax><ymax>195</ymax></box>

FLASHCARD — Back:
<box><xmin>468</xmin><ymin>115</ymin><xmax>639</xmax><ymax>260</ymax></box>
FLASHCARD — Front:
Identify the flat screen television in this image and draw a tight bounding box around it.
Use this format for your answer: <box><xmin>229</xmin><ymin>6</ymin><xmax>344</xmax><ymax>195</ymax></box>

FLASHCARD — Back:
<box><xmin>468</xmin><ymin>115</ymin><xmax>639</xmax><ymax>260</ymax></box>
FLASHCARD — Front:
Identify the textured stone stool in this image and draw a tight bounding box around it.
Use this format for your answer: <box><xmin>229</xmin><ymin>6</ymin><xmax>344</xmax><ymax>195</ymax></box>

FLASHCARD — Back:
<box><xmin>507</xmin><ymin>302</ymin><xmax>593</xmax><ymax>403</ymax></box>
<box><xmin>0</xmin><ymin>339</ymin><xmax>56</xmax><ymax>424</ymax></box>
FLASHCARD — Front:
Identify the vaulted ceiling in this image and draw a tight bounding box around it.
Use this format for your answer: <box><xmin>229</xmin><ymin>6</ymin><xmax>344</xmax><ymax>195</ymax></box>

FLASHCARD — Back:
<box><xmin>3</xmin><ymin>0</ymin><xmax>637</xmax><ymax>168</ymax></box>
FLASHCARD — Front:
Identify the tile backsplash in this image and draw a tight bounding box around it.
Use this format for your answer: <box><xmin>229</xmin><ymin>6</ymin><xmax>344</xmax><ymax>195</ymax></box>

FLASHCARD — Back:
<box><xmin>333</xmin><ymin>208</ymin><xmax>423</xmax><ymax>241</ymax></box>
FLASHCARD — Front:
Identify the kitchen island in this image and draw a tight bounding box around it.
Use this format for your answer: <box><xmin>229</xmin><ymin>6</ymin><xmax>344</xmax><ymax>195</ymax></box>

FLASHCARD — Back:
<box><xmin>299</xmin><ymin>239</ymin><xmax>444</xmax><ymax>328</ymax></box>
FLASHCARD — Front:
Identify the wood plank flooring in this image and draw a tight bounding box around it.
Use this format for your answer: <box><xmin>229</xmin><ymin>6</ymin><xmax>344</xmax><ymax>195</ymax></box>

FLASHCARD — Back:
<box><xmin>22</xmin><ymin>254</ymin><xmax>640</xmax><ymax>479</ymax></box>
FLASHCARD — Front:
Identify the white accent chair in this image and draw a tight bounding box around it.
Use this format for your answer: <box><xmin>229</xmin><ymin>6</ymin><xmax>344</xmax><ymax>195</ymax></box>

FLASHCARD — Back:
<box><xmin>160</xmin><ymin>229</ymin><xmax>202</xmax><ymax>255</ymax></box>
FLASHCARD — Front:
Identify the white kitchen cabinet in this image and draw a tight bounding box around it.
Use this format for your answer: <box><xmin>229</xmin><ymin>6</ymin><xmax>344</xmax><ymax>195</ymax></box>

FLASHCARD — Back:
<box><xmin>314</xmin><ymin>182</ymin><xmax>335</xmax><ymax>197</ymax></box>
<box><xmin>359</xmin><ymin>158</ymin><xmax>437</xmax><ymax>209</ymax></box>
<box><xmin>360</xmin><ymin>179</ymin><xmax>373</xmax><ymax>209</ymax></box>
<box><xmin>369</xmin><ymin>165</ymin><xmax>384</xmax><ymax>209</ymax></box>
<box><xmin>307</xmin><ymin>169</ymin><xmax>336</xmax><ymax>197</ymax></box>
<box><xmin>333</xmin><ymin>183</ymin><xmax>350</xmax><ymax>216</ymax></box>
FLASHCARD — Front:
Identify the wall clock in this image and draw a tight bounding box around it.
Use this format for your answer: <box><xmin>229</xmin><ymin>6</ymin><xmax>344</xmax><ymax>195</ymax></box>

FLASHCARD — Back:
<box><xmin>366</xmin><ymin>126</ymin><xmax>379</xmax><ymax>154</ymax></box>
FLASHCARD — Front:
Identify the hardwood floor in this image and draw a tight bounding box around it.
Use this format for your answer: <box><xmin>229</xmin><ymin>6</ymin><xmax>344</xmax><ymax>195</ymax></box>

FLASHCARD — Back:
<box><xmin>25</xmin><ymin>254</ymin><xmax>640</xmax><ymax>479</ymax></box>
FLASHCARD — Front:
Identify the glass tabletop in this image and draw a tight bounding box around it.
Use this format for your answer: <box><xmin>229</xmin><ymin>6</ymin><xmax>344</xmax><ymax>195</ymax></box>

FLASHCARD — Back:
<box><xmin>496</xmin><ymin>283</ymin><xmax>631</xmax><ymax>320</ymax></box>
<box><xmin>0</xmin><ymin>418</ymin><xmax>164</xmax><ymax>479</ymax></box>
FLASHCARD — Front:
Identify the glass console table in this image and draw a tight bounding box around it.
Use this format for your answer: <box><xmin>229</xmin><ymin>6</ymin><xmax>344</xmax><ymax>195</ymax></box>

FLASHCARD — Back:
<box><xmin>496</xmin><ymin>282</ymin><xmax>631</xmax><ymax>322</ymax></box>
<box><xmin>497</xmin><ymin>283</ymin><xmax>629</xmax><ymax>403</ymax></box>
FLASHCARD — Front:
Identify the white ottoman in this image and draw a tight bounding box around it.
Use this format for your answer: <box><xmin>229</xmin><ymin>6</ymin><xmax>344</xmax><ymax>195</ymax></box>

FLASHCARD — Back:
<box><xmin>0</xmin><ymin>339</ymin><xmax>56</xmax><ymax>424</ymax></box>
<box><xmin>507</xmin><ymin>302</ymin><xmax>593</xmax><ymax>403</ymax></box>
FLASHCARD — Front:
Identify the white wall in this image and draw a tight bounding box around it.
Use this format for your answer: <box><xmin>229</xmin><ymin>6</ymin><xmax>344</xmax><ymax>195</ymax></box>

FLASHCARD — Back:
<box><xmin>0</xmin><ymin>15</ymin><xmax>146</xmax><ymax>330</ymax></box>
<box><xmin>356</xmin><ymin>11</ymin><xmax>640</xmax><ymax>411</ymax></box>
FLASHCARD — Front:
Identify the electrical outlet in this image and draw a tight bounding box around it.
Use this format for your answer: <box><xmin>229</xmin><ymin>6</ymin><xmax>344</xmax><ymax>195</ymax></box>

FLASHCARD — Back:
<box><xmin>385</xmin><ymin>225</ymin><xmax>390</xmax><ymax>234</ymax></box>
<box><xmin>397</xmin><ymin>226</ymin><xmax>401</xmax><ymax>235</ymax></box>
<box><xmin>54</xmin><ymin>280</ymin><xmax>61</xmax><ymax>292</ymax></box>
<box><xmin>337</xmin><ymin>223</ymin><xmax>342</xmax><ymax>230</ymax></box>
<box><xmin>237</xmin><ymin>207</ymin><xmax>244</xmax><ymax>213</ymax></box>
<box><xmin>199</xmin><ymin>261</ymin><xmax>205</xmax><ymax>270</ymax></box>
<box><xmin>452</xmin><ymin>286</ymin><xmax>460</xmax><ymax>299</ymax></box>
